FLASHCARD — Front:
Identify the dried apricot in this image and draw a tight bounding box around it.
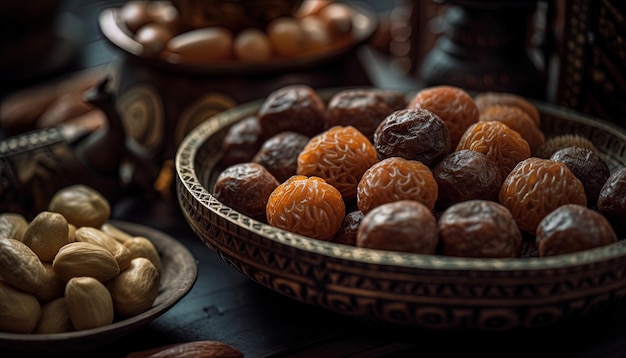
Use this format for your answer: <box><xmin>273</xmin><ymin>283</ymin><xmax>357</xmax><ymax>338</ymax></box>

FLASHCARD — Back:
<box><xmin>479</xmin><ymin>104</ymin><xmax>545</xmax><ymax>155</ymax></box>
<box><xmin>297</xmin><ymin>125</ymin><xmax>378</xmax><ymax>201</ymax></box>
<box><xmin>536</xmin><ymin>204</ymin><xmax>617</xmax><ymax>257</ymax></box>
<box><xmin>252</xmin><ymin>131</ymin><xmax>310</xmax><ymax>183</ymax></box>
<box><xmin>550</xmin><ymin>146</ymin><xmax>611</xmax><ymax>206</ymax></box>
<box><xmin>438</xmin><ymin>200</ymin><xmax>522</xmax><ymax>258</ymax></box>
<box><xmin>257</xmin><ymin>84</ymin><xmax>325</xmax><ymax>138</ymax></box>
<box><xmin>356</xmin><ymin>200</ymin><xmax>439</xmax><ymax>254</ymax></box>
<box><xmin>357</xmin><ymin>157</ymin><xmax>438</xmax><ymax>215</ymax></box>
<box><xmin>408</xmin><ymin>86</ymin><xmax>479</xmax><ymax>147</ymax></box>
<box><xmin>266</xmin><ymin>175</ymin><xmax>345</xmax><ymax>241</ymax></box>
<box><xmin>456</xmin><ymin>120</ymin><xmax>531</xmax><ymax>179</ymax></box>
<box><xmin>432</xmin><ymin>149</ymin><xmax>502</xmax><ymax>210</ymax></box>
<box><xmin>324</xmin><ymin>89</ymin><xmax>405</xmax><ymax>141</ymax></box>
<box><xmin>373</xmin><ymin>108</ymin><xmax>451</xmax><ymax>167</ymax></box>
<box><xmin>213</xmin><ymin>162</ymin><xmax>280</xmax><ymax>222</ymax></box>
<box><xmin>474</xmin><ymin>91</ymin><xmax>540</xmax><ymax>126</ymax></box>
<box><xmin>499</xmin><ymin>157</ymin><xmax>587</xmax><ymax>234</ymax></box>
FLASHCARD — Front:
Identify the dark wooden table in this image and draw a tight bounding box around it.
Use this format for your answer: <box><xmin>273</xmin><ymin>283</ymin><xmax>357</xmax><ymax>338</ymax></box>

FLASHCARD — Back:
<box><xmin>3</xmin><ymin>1</ymin><xmax>626</xmax><ymax>357</ymax></box>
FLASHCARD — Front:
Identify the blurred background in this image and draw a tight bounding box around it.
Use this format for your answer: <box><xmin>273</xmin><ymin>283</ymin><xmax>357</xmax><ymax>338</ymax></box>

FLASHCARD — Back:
<box><xmin>1</xmin><ymin>0</ymin><xmax>624</xmax><ymax>214</ymax></box>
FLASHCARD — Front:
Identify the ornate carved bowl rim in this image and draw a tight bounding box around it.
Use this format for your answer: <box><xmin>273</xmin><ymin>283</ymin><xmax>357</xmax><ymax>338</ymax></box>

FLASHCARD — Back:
<box><xmin>175</xmin><ymin>90</ymin><xmax>626</xmax><ymax>274</ymax></box>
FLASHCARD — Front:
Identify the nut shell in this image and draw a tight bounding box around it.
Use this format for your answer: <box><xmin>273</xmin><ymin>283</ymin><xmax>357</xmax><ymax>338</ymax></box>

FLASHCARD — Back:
<box><xmin>48</xmin><ymin>184</ymin><xmax>111</xmax><ymax>228</ymax></box>
<box><xmin>52</xmin><ymin>241</ymin><xmax>121</xmax><ymax>282</ymax></box>
<box><xmin>107</xmin><ymin>257</ymin><xmax>160</xmax><ymax>317</ymax></box>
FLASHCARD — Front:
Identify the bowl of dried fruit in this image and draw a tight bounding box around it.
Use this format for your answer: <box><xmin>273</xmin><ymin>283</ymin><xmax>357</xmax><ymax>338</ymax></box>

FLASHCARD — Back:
<box><xmin>98</xmin><ymin>0</ymin><xmax>377</xmax><ymax>75</ymax></box>
<box><xmin>0</xmin><ymin>185</ymin><xmax>198</xmax><ymax>352</ymax></box>
<box><xmin>175</xmin><ymin>84</ymin><xmax>626</xmax><ymax>331</ymax></box>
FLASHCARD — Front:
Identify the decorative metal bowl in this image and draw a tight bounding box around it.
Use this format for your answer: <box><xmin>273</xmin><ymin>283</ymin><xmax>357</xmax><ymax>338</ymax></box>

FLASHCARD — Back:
<box><xmin>175</xmin><ymin>90</ymin><xmax>626</xmax><ymax>331</ymax></box>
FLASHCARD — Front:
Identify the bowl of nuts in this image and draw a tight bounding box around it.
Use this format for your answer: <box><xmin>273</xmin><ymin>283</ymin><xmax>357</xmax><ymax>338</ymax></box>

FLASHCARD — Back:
<box><xmin>175</xmin><ymin>84</ymin><xmax>626</xmax><ymax>331</ymax></box>
<box><xmin>0</xmin><ymin>185</ymin><xmax>197</xmax><ymax>352</ymax></box>
<box><xmin>98</xmin><ymin>0</ymin><xmax>377</xmax><ymax>75</ymax></box>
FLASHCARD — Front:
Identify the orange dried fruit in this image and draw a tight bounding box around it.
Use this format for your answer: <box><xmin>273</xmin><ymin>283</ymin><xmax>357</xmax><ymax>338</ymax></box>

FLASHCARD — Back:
<box><xmin>479</xmin><ymin>104</ymin><xmax>545</xmax><ymax>155</ymax></box>
<box><xmin>357</xmin><ymin>157</ymin><xmax>438</xmax><ymax>215</ymax></box>
<box><xmin>456</xmin><ymin>120</ymin><xmax>531</xmax><ymax>179</ymax></box>
<box><xmin>297</xmin><ymin>125</ymin><xmax>378</xmax><ymax>201</ymax></box>
<box><xmin>499</xmin><ymin>157</ymin><xmax>587</xmax><ymax>234</ymax></box>
<box><xmin>474</xmin><ymin>91</ymin><xmax>540</xmax><ymax>127</ymax></box>
<box><xmin>408</xmin><ymin>85</ymin><xmax>479</xmax><ymax>147</ymax></box>
<box><xmin>266</xmin><ymin>175</ymin><xmax>346</xmax><ymax>241</ymax></box>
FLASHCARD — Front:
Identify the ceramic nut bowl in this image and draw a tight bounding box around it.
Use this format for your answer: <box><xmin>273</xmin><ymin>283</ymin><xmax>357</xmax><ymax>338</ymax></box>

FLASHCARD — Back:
<box><xmin>175</xmin><ymin>89</ymin><xmax>626</xmax><ymax>331</ymax></box>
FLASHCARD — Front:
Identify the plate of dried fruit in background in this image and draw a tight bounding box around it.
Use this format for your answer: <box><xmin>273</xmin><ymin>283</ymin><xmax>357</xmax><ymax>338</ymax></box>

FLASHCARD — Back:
<box><xmin>98</xmin><ymin>0</ymin><xmax>377</xmax><ymax>75</ymax></box>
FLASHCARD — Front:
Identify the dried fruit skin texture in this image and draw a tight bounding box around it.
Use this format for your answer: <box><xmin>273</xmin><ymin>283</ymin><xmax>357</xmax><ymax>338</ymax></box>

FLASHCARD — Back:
<box><xmin>438</xmin><ymin>200</ymin><xmax>522</xmax><ymax>258</ymax></box>
<box><xmin>357</xmin><ymin>200</ymin><xmax>439</xmax><ymax>254</ymax></box>
<box><xmin>432</xmin><ymin>149</ymin><xmax>502</xmax><ymax>210</ymax></box>
<box><xmin>456</xmin><ymin>120</ymin><xmax>531</xmax><ymax>179</ymax></box>
<box><xmin>297</xmin><ymin>125</ymin><xmax>379</xmax><ymax>201</ymax></box>
<box><xmin>479</xmin><ymin>104</ymin><xmax>545</xmax><ymax>155</ymax></box>
<box><xmin>220</xmin><ymin>116</ymin><xmax>263</xmax><ymax>167</ymax></box>
<box><xmin>550</xmin><ymin>146</ymin><xmax>611</xmax><ymax>206</ymax></box>
<box><xmin>536</xmin><ymin>204</ymin><xmax>617</xmax><ymax>257</ymax></box>
<box><xmin>331</xmin><ymin>209</ymin><xmax>364</xmax><ymax>246</ymax></box>
<box><xmin>597</xmin><ymin>167</ymin><xmax>626</xmax><ymax>237</ymax></box>
<box><xmin>374</xmin><ymin>108</ymin><xmax>451</xmax><ymax>167</ymax></box>
<box><xmin>257</xmin><ymin>84</ymin><xmax>325</xmax><ymax>138</ymax></box>
<box><xmin>213</xmin><ymin>162</ymin><xmax>280</xmax><ymax>221</ymax></box>
<box><xmin>474</xmin><ymin>91</ymin><xmax>540</xmax><ymax>126</ymax></box>
<box><xmin>253</xmin><ymin>131</ymin><xmax>310</xmax><ymax>183</ymax></box>
<box><xmin>408</xmin><ymin>86</ymin><xmax>479</xmax><ymax>147</ymax></box>
<box><xmin>357</xmin><ymin>157</ymin><xmax>438</xmax><ymax>215</ymax></box>
<box><xmin>324</xmin><ymin>89</ymin><xmax>399</xmax><ymax>141</ymax></box>
<box><xmin>266</xmin><ymin>175</ymin><xmax>346</xmax><ymax>241</ymax></box>
<box><xmin>499</xmin><ymin>157</ymin><xmax>587</xmax><ymax>234</ymax></box>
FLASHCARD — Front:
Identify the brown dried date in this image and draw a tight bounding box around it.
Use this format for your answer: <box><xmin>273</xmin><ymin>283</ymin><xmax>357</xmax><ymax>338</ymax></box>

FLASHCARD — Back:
<box><xmin>330</xmin><ymin>209</ymin><xmax>364</xmax><ymax>246</ymax></box>
<box><xmin>257</xmin><ymin>84</ymin><xmax>325</xmax><ymax>138</ymax></box>
<box><xmin>356</xmin><ymin>200</ymin><xmax>439</xmax><ymax>254</ymax></box>
<box><xmin>536</xmin><ymin>204</ymin><xmax>618</xmax><ymax>257</ymax></box>
<box><xmin>252</xmin><ymin>131</ymin><xmax>310</xmax><ymax>183</ymax></box>
<box><xmin>373</xmin><ymin>108</ymin><xmax>451</xmax><ymax>167</ymax></box>
<box><xmin>597</xmin><ymin>167</ymin><xmax>626</xmax><ymax>237</ymax></box>
<box><xmin>325</xmin><ymin>89</ymin><xmax>406</xmax><ymax>141</ymax></box>
<box><xmin>220</xmin><ymin>116</ymin><xmax>264</xmax><ymax>167</ymax></box>
<box><xmin>550</xmin><ymin>146</ymin><xmax>611</xmax><ymax>207</ymax></box>
<box><xmin>432</xmin><ymin>150</ymin><xmax>502</xmax><ymax>210</ymax></box>
<box><xmin>438</xmin><ymin>200</ymin><xmax>522</xmax><ymax>258</ymax></box>
<box><xmin>408</xmin><ymin>85</ymin><xmax>479</xmax><ymax>147</ymax></box>
<box><xmin>213</xmin><ymin>162</ymin><xmax>280</xmax><ymax>222</ymax></box>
